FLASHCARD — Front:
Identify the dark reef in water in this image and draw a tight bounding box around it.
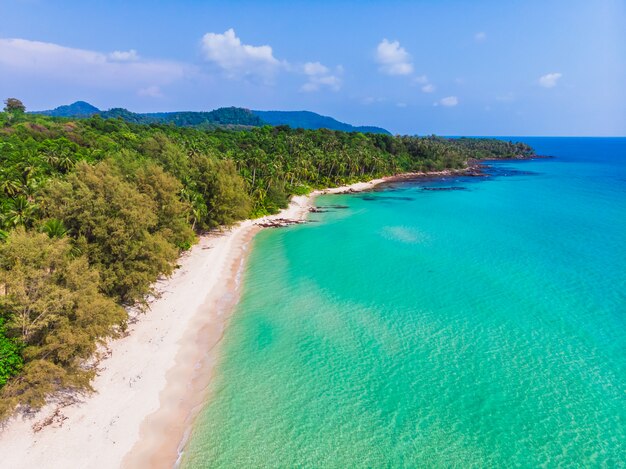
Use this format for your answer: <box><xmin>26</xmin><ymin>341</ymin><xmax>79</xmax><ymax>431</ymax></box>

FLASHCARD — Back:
<box><xmin>360</xmin><ymin>195</ymin><xmax>415</xmax><ymax>201</ymax></box>
<box><xmin>422</xmin><ymin>187</ymin><xmax>468</xmax><ymax>191</ymax></box>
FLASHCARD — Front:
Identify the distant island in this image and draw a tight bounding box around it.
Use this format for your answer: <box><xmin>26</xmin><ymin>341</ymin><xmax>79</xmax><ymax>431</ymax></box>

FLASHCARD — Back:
<box><xmin>32</xmin><ymin>101</ymin><xmax>392</xmax><ymax>134</ymax></box>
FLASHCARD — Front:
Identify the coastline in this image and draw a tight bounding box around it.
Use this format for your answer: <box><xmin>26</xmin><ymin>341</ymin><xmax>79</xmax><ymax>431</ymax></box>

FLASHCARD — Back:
<box><xmin>0</xmin><ymin>167</ymin><xmax>480</xmax><ymax>469</ymax></box>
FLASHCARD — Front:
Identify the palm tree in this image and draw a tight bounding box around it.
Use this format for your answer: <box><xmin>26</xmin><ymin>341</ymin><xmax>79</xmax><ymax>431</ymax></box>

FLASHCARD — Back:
<box><xmin>4</xmin><ymin>196</ymin><xmax>36</xmax><ymax>227</ymax></box>
<box><xmin>0</xmin><ymin>170</ymin><xmax>22</xmax><ymax>197</ymax></box>
<box><xmin>40</xmin><ymin>218</ymin><xmax>68</xmax><ymax>238</ymax></box>
<box><xmin>0</xmin><ymin>176</ymin><xmax>22</xmax><ymax>196</ymax></box>
<box><xmin>180</xmin><ymin>189</ymin><xmax>207</xmax><ymax>230</ymax></box>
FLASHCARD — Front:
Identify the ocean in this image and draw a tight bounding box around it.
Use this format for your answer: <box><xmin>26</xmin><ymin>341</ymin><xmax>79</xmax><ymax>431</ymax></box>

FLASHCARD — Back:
<box><xmin>181</xmin><ymin>138</ymin><xmax>626</xmax><ymax>467</ymax></box>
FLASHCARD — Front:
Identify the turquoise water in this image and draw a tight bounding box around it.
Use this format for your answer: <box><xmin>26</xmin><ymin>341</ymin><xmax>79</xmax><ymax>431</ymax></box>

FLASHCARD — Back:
<box><xmin>182</xmin><ymin>138</ymin><xmax>626</xmax><ymax>468</ymax></box>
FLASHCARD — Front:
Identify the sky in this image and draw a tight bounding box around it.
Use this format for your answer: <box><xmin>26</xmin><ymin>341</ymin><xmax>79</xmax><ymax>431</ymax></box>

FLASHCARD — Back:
<box><xmin>0</xmin><ymin>0</ymin><xmax>624</xmax><ymax>136</ymax></box>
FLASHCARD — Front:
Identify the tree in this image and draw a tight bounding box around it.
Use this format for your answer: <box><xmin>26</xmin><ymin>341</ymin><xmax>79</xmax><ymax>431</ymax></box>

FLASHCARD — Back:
<box><xmin>0</xmin><ymin>229</ymin><xmax>125</xmax><ymax>415</ymax></box>
<box><xmin>3</xmin><ymin>98</ymin><xmax>25</xmax><ymax>114</ymax></box>
<box><xmin>131</xmin><ymin>162</ymin><xmax>195</xmax><ymax>248</ymax></box>
<box><xmin>0</xmin><ymin>318</ymin><xmax>22</xmax><ymax>388</ymax></box>
<box><xmin>40</xmin><ymin>218</ymin><xmax>68</xmax><ymax>238</ymax></box>
<box><xmin>41</xmin><ymin>161</ymin><xmax>179</xmax><ymax>303</ymax></box>
<box><xmin>189</xmin><ymin>156</ymin><xmax>252</xmax><ymax>227</ymax></box>
<box><xmin>2</xmin><ymin>196</ymin><xmax>37</xmax><ymax>228</ymax></box>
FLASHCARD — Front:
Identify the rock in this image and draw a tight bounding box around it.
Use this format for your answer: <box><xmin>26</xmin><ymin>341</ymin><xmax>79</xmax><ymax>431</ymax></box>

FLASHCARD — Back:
<box><xmin>256</xmin><ymin>218</ymin><xmax>307</xmax><ymax>228</ymax></box>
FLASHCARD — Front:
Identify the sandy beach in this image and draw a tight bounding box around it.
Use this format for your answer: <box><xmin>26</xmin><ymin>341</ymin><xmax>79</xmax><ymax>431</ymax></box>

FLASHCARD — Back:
<box><xmin>0</xmin><ymin>174</ymin><xmax>401</xmax><ymax>469</ymax></box>
<box><xmin>0</xmin><ymin>168</ymin><xmax>473</xmax><ymax>469</ymax></box>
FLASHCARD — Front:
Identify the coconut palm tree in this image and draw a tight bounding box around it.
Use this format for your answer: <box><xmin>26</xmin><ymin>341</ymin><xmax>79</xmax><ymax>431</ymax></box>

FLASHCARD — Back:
<box><xmin>0</xmin><ymin>176</ymin><xmax>22</xmax><ymax>197</ymax></box>
<box><xmin>3</xmin><ymin>196</ymin><xmax>36</xmax><ymax>227</ymax></box>
<box><xmin>40</xmin><ymin>218</ymin><xmax>68</xmax><ymax>238</ymax></box>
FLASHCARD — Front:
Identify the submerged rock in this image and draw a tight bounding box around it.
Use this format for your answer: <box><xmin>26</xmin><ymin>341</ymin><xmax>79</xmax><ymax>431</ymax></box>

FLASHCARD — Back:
<box><xmin>422</xmin><ymin>186</ymin><xmax>468</xmax><ymax>191</ymax></box>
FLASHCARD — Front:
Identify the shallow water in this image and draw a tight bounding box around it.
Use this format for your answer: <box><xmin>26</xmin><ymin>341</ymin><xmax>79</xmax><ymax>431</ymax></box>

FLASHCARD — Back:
<box><xmin>182</xmin><ymin>138</ymin><xmax>626</xmax><ymax>467</ymax></box>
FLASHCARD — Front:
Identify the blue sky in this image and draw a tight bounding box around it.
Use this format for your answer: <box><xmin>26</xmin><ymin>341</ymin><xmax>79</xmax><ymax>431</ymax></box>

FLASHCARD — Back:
<box><xmin>0</xmin><ymin>0</ymin><xmax>624</xmax><ymax>135</ymax></box>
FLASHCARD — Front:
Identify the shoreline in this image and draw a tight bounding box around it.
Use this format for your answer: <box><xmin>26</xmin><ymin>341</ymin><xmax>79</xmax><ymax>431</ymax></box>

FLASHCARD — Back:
<box><xmin>125</xmin><ymin>176</ymin><xmax>399</xmax><ymax>468</ymax></box>
<box><xmin>0</xmin><ymin>164</ymin><xmax>497</xmax><ymax>469</ymax></box>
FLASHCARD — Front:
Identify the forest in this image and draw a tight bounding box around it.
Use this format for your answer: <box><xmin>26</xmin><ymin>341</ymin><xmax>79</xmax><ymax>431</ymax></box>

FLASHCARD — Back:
<box><xmin>0</xmin><ymin>98</ymin><xmax>535</xmax><ymax>418</ymax></box>
<box><xmin>35</xmin><ymin>101</ymin><xmax>391</xmax><ymax>133</ymax></box>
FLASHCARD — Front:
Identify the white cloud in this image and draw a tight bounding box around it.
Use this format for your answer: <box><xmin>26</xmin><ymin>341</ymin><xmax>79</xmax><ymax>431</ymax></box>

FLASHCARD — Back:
<box><xmin>0</xmin><ymin>38</ymin><xmax>186</xmax><ymax>88</ymax></box>
<box><xmin>396</xmin><ymin>102</ymin><xmax>407</xmax><ymax>108</ymax></box>
<box><xmin>412</xmin><ymin>74</ymin><xmax>435</xmax><ymax>92</ymax></box>
<box><xmin>437</xmin><ymin>96</ymin><xmax>458</xmax><ymax>107</ymax></box>
<box><xmin>138</xmin><ymin>85</ymin><xmax>163</xmax><ymax>98</ymax></box>
<box><xmin>201</xmin><ymin>28</ymin><xmax>281</xmax><ymax>77</ymax></box>
<box><xmin>200</xmin><ymin>29</ymin><xmax>340</xmax><ymax>91</ymax></box>
<box><xmin>539</xmin><ymin>72</ymin><xmax>562</xmax><ymax>88</ymax></box>
<box><xmin>109</xmin><ymin>49</ymin><xmax>139</xmax><ymax>62</ymax></box>
<box><xmin>475</xmin><ymin>32</ymin><xmax>487</xmax><ymax>43</ymax></box>
<box><xmin>300</xmin><ymin>61</ymin><xmax>342</xmax><ymax>92</ymax></box>
<box><xmin>375</xmin><ymin>39</ymin><xmax>413</xmax><ymax>76</ymax></box>
<box><xmin>303</xmin><ymin>61</ymin><xmax>328</xmax><ymax>76</ymax></box>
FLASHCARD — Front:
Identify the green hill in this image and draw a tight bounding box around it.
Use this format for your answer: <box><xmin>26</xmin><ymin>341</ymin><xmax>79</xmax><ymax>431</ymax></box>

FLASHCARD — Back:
<box><xmin>34</xmin><ymin>102</ymin><xmax>391</xmax><ymax>134</ymax></box>
<box><xmin>253</xmin><ymin>110</ymin><xmax>391</xmax><ymax>134</ymax></box>
<box><xmin>32</xmin><ymin>101</ymin><xmax>100</xmax><ymax>118</ymax></box>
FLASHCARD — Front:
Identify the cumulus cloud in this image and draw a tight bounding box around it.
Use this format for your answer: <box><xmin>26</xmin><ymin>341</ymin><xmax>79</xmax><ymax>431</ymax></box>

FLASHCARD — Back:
<box><xmin>201</xmin><ymin>28</ymin><xmax>281</xmax><ymax>77</ymax></box>
<box><xmin>200</xmin><ymin>29</ymin><xmax>341</xmax><ymax>91</ymax></box>
<box><xmin>412</xmin><ymin>74</ymin><xmax>435</xmax><ymax>92</ymax></box>
<box><xmin>474</xmin><ymin>32</ymin><xmax>487</xmax><ymax>43</ymax></box>
<box><xmin>300</xmin><ymin>61</ymin><xmax>342</xmax><ymax>92</ymax></box>
<box><xmin>539</xmin><ymin>72</ymin><xmax>562</xmax><ymax>88</ymax></box>
<box><xmin>436</xmin><ymin>96</ymin><xmax>458</xmax><ymax>107</ymax></box>
<box><xmin>375</xmin><ymin>39</ymin><xmax>413</xmax><ymax>76</ymax></box>
<box><xmin>303</xmin><ymin>61</ymin><xmax>328</xmax><ymax>76</ymax></box>
<box><xmin>0</xmin><ymin>38</ymin><xmax>186</xmax><ymax>88</ymax></box>
<box><xmin>109</xmin><ymin>49</ymin><xmax>139</xmax><ymax>61</ymax></box>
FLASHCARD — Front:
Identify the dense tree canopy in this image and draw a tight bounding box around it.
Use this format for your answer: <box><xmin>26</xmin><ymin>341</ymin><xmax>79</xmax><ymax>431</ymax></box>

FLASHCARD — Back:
<box><xmin>3</xmin><ymin>98</ymin><xmax>26</xmax><ymax>114</ymax></box>
<box><xmin>0</xmin><ymin>230</ymin><xmax>125</xmax><ymax>415</ymax></box>
<box><xmin>0</xmin><ymin>107</ymin><xmax>535</xmax><ymax>418</ymax></box>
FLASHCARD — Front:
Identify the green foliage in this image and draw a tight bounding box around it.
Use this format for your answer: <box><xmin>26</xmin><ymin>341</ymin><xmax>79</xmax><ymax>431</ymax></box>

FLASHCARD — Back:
<box><xmin>36</xmin><ymin>101</ymin><xmax>391</xmax><ymax>133</ymax></box>
<box><xmin>188</xmin><ymin>157</ymin><xmax>252</xmax><ymax>228</ymax></box>
<box><xmin>0</xmin><ymin>110</ymin><xmax>536</xmax><ymax>417</ymax></box>
<box><xmin>38</xmin><ymin>102</ymin><xmax>266</xmax><ymax>128</ymax></box>
<box><xmin>4</xmin><ymin>98</ymin><xmax>26</xmax><ymax>114</ymax></box>
<box><xmin>0</xmin><ymin>229</ymin><xmax>125</xmax><ymax>416</ymax></box>
<box><xmin>41</xmin><ymin>161</ymin><xmax>180</xmax><ymax>303</ymax></box>
<box><xmin>40</xmin><ymin>218</ymin><xmax>68</xmax><ymax>238</ymax></box>
<box><xmin>0</xmin><ymin>318</ymin><xmax>23</xmax><ymax>388</ymax></box>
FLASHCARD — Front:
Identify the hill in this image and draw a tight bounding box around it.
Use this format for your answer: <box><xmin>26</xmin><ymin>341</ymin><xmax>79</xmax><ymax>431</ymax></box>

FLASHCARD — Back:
<box><xmin>253</xmin><ymin>110</ymin><xmax>391</xmax><ymax>134</ymax></box>
<box><xmin>96</xmin><ymin>106</ymin><xmax>264</xmax><ymax>128</ymax></box>
<box><xmin>34</xmin><ymin>103</ymin><xmax>263</xmax><ymax>128</ymax></box>
<box><xmin>32</xmin><ymin>100</ymin><xmax>100</xmax><ymax>118</ymax></box>
<box><xmin>33</xmin><ymin>102</ymin><xmax>391</xmax><ymax>134</ymax></box>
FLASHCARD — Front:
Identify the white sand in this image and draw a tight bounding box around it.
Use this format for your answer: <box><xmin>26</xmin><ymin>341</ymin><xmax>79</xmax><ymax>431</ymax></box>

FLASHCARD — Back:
<box><xmin>0</xmin><ymin>178</ymin><xmax>386</xmax><ymax>469</ymax></box>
